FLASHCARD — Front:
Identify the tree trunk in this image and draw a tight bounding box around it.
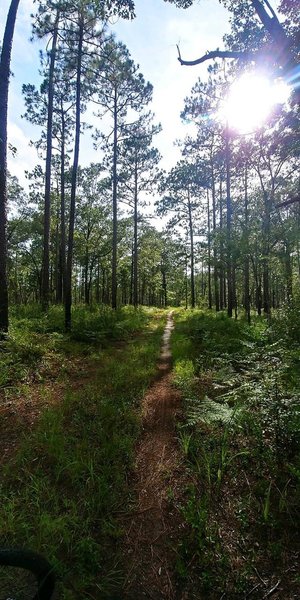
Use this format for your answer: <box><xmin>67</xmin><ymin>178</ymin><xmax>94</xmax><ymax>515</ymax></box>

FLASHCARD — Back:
<box><xmin>187</xmin><ymin>187</ymin><xmax>195</xmax><ymax>308</ymax></box>
<box><xmin>41</xmin><ymin>11</ymin><xmax>59</xmax><ymax>311</ymax></box>
<box><xmin>244</xmin><ymin>164</ymin><xmax>251</xmax><ymax>324</ymax></box>
<box><xmin>129</xmin><ymin>243</ymin><xmax>134</xmax><ymax>305</ymax></box>
<box><xmin>225</xmin><ymin>126</ymin><xmax>233</xmax><ymax>318</ymax></box>
<box><xmin>161</xmin><ymin>267</ymin><xmax>167</xmax><ymax>307</ymax></box>
<box><xmin>96</xmin><ymin>259</ymin><xmax>100</xmax><ymax>304</ymax></box>
<box><xmin>285</xmin><ymin>243</ymin><xmax>293</xmax><ymax>302</ymax></box>
<box><xmin>207</xmin><ymin>190</ymin><xmax>212</xmax><ymax>309</ymax></box>
<box><xmin>84</xmin><ymin>243</ymin><xmax>89</xmax><ymax>304</ymax></box>
<box><xmin>262</xmin><ymin>190</ymin><xmax>271</xmax><ymax>317</ymax></box>
<box><xmin>55</xmin><ymin>193</ymin><xmax>60</xmax><ymax>302</ymax></box>
<box><xmin>185</xmin><ymin>255</ymin><xmax>188</xmax><ymax>309</ymax></box>
<box><xmin>219</xmin><ymin>178</ymin><xmax>225</xmax><ymax>310</ymax></box>
<box><xmin>0</xmin><ymin>0</ymin><xmax>20</xmax><ymax>336</ymax></box>
<box><xmin>65</xmin><ymin>20</ymin><xmax>83</xmax><ymax>331</ymax></box>
<box><xmin>133</xmin><ymin>152</ymin><xmax>138</xmax><ymax>308</ymax></box>
<box><xmin>58</xmin><ymin>100</ymin><xmax>66</xmax><ymax>304</ymax></box>
<box><xmin>111</xmin><ymin>86</ymin><xmax>118</xmax><ymax>309</ymax></box>
<box><xmin>211</xmin><ymin>160</ymin><xmax>219</xmax><ymax>311</ymax></box>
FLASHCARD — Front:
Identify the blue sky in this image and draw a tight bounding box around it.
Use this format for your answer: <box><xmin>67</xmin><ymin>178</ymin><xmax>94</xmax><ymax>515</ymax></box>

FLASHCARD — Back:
<box><xmin>0</xmin><ymin>0</ymin><xmax>230</xmax><ymax>187</ymax></box>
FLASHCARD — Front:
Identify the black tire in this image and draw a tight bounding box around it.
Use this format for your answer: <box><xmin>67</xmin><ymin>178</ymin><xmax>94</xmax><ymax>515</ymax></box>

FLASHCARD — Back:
<box><xmin>0</xmin><ymin>549</ymin><xmax>55</xmax><ymax>600</ymax></box>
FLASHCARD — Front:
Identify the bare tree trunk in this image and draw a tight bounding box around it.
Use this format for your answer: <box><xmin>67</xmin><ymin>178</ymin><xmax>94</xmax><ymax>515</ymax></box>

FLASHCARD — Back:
<box><xmin>111</xmin><ymin>86</ymin><xmax>118</xmax><ymax>309</ymax></box>
<box><xmin>262</xmin><ymin>191</ymin><xmax>271</xmax><ymax>317</ymax></box>
<box><xmin>211</xmin><ymin>161</ymin><xmax>219</xmax><ymax>311</ymax></box>
<box><xmin>161</xmin><ymin>265</ymin><xmax>167</xmax><ymax>307</ymax></box>
<box><xmin>244</xmin><ymin>164</ymin><xmax>251</xmax><ymax>324</ymax></box>
<box><xmin>133</xmin><ymin>152</ymin><xmax>138</xmax><ymax>308</ymax></box>
<box><xmin>57</xmin><ymin>100</ymin><xmax>66</xmax><ymax>304</ymax></box>
<box><xmin>285</xmin><ymin>242</ymin><xmax>293</xmax><ymax>302</ymax></box>
<box><xmin>55</xmin><ymin>192</ymin><xmax>60</xmax><ymax>302</ymax></box>
<box><xmin>207</xmin><ymin>190</ymin><xmax>212</xmax><ymax>309</ymax></box>
<box><xmin>225</xmin><ymin>126</ymin><xmax>233</xmax><ymax>318</ymax></box>
<box><xmin>219</xmin><ymin>179</ymin><xmax>225</xmax><ymax>310</ymax></box>
<box><xmin>65</xmin><ymin>20</ymin><xmax>83</xmax><ymax>331</ymax></box>
<box><xmin>130</xmin><ymin>243</ymin><xmax>134</xmax><ymax>305</ymax></box>
<box><xmin>41</xmin><ymin>11</ymin><xmax>59</xmax><ymax>311</ymax></box>
<box><xmin>0</xmin><ymin>0</ymin><xmax>20</xmax><ymax>336</ymax></box>
<box><xmin>185</xmin><ymin>254</ymin><xmax>188</xmax><ymax>309</ymax></box>
<box><xmin>84</xmin><ymin>244</ymin><xmax>89</xmax><ymax>304</ymax></box>
<box><xmin>187</xmin><ymin>187</ymin><xmax>195</xmax><ymax>308</ymax></box>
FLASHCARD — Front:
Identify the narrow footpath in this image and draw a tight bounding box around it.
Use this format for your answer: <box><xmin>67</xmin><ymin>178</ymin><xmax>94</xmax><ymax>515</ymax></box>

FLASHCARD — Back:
<box><xmin>120</xmin><ymin>312</ymin><xmax>187</xmax><ymax>600</ymax></box>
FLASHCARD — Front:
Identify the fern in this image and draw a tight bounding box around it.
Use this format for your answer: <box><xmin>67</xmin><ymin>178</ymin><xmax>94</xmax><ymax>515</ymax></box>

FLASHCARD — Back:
<box><xmin>185</xmin><ymin>395</ymin><xmax>240</xmax><ymax>427</ymax></box>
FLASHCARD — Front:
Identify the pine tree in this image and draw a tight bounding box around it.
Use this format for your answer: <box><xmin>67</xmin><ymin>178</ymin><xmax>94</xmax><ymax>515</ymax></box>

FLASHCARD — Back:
<box><xmin>94</xmin><ymin>39</ymin><xmax>153</xmax><ymax>309</ymax></box>
<box><xmin>0</xmin><ymin>0</ymin><xmax>20</xmax><ymax>336</ymax></box>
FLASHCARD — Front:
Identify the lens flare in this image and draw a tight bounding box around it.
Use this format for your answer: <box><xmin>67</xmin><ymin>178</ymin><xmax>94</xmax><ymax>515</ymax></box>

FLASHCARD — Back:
<box><xmin>218</xmin><ymin>73</ymin><xmax>290</xmax><ymax>133</ymax></box>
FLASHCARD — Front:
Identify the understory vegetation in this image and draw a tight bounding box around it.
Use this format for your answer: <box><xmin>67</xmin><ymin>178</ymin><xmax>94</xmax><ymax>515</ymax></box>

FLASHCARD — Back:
<box><xmin>172</xmin><ymin>304</ymin><xmax>300</xmax><ymax>599</ymax></box>
<box><xmin>0</xmin><ymin>306</ymin><xmax>166</xmax><ymax>598</ymax></box>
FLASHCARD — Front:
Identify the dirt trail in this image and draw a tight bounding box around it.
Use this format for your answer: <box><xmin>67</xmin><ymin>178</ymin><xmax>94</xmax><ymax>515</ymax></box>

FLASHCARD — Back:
<box><xmin>121</xmin><ymin>312</ymin><xmax>186</xmax><ymax>600</ymax></box>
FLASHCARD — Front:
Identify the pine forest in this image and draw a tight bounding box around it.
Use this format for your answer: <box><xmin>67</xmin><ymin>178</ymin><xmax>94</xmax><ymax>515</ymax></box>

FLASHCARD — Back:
<box><xmin>0</xmin><ymin>0</ymin><xmax>299</xmax><ymax>598</ymax></box>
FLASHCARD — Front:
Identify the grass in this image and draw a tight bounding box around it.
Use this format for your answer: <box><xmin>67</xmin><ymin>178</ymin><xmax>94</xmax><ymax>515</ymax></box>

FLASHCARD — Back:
<box><xmin>0</xmin><ymin>304</ymin><xmax>167</xmax><ymax>598</ymax></box>
<box><xmin>171</xmin><ymin>308</ymin><xmax>300</xmax><ymax>599</ymax></box>
<box><xmin>0</xmin><ymin>304</ymin><xmax>157</xmax><ymax>389</ymax></box>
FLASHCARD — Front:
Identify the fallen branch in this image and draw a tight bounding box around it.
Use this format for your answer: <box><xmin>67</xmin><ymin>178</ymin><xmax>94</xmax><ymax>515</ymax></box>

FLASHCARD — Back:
<box><xmin>245</xmin><ymin>582</ymin><xmax>261</xmax><ymax>598</ymax></box>
<box><xmin>263</xmin><ymin>580</ymin><xmax>281</xmax><ymax>599</ymax></box>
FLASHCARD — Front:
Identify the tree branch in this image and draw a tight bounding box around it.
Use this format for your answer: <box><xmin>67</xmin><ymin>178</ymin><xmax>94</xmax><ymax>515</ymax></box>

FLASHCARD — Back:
<box><xmin>177</xmin><ymin>45</ymin><xmax>253</xmax><ymax>67</ymax></box>
<box><xmin>275</xmin><ymin>195</ymin><xmax>300</xmax><ymax>208</ymax></box>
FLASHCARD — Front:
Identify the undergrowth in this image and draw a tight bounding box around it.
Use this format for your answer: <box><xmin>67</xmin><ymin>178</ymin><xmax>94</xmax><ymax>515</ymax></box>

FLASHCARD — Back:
<box><xmin>0</xmin><ymin>304</ymin><xmax>153</xmax><ymax>389</ymax></box>
<box><xmin>0</xmin><ymin>305</ymin><xmax>166</xmax><ymax>598</ymax></box>
<box><xmin>172</xmin><ymin>308</ymin><xmax>300</xmax><ymax>599</ymax></box>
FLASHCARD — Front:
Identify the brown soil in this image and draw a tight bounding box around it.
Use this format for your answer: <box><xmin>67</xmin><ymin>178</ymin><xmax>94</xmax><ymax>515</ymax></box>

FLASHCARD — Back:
<box><xmin>120</xmin><ymin>312</ymin><xmax>187</xmax><ymax>600</ymax></box>
<box><xmin>0</xmin><ymin>354</ymin><xmax>98</xmax><ymax>465</ymax></box>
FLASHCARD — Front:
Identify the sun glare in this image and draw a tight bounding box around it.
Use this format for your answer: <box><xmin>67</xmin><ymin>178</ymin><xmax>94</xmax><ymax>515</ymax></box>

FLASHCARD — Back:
<box><xmin>219</xmin><ymin>73</ymin><xmax>290</xmax><ymax>133</ymax></box>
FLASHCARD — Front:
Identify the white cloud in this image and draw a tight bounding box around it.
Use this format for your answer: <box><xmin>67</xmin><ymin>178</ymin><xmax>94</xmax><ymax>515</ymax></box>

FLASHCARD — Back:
<box><xmin>7</xmin><ymin>121</ymin><xmax>41</xmax><ymax>188</ymax></box>
<box><xmin>1</xmin><ymin>0</ymin><xmax>230</xmax><ymax>187</ymax></box>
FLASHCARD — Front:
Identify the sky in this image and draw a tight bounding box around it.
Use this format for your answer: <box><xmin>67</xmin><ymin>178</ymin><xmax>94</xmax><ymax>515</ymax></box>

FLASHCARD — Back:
<box><xmin>0</xmin><ymin>0</ymin><xmax>230</xmax><ymax>188</ymax></box>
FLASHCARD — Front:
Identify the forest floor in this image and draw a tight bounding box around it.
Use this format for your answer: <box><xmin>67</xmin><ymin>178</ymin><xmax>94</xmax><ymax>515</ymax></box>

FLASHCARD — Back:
<box><xmin>0</xmin><ymin>353</ymin><xmax>98</xmax><ymax>466</ymax></box>
<box><xmin>119</xmin><ymin>312</ymin><xmax>188</xmax><ymax>600</ymax></box>
<box><xmin>0</xmin><ymin>306</ymin><xmax>168</xmax><ymax>599</ymax></box>
<box><xmin>0</xmin><ymin>305</ymin><xmax>299</xmax><ymax>599</ymax></box>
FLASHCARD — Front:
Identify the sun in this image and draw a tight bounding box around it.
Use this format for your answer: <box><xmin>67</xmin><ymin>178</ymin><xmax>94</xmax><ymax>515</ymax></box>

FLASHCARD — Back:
<box><xmin>218</xmin><ymin>73</ymin><xmax>290</xmax><ymax>133</ymax></box>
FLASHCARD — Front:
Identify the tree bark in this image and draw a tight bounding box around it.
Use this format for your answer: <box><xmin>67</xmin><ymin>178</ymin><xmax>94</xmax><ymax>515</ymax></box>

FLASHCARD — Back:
<box><xmin>41</xmin><ymin>11</ymin><xmax>59</xmax><ymax>311</ymax></box>
<box><xmin>244</xmin><ymin>164</ymin><xmax>251</xmax><ymax>324</ymax></box>
<box><xmin>284</xmin><ymin>242</ymin><xmax>293</xmax><ymax>302</ymax></box>
<box><xmin>211</xmin><ymin>161</ymin><xmax>219</xmax><ymax>311</ymax></box>
<box><xmin>219</xmin><ymin>178</ymin><xmax>225</xmax><ymax>310</ymax></box>
<box><xmin>225</xmin><ymin>126</ymin><xmax>233</xmax><ymax>318</ymax></box>
<box><xmin>84</xmin><ymin>243</ymin><xmax>89</xmax><ymax>304</ymax></box>
<box><xmin>111</xmin><ymin>86</ymin><xmax>118</xmax><ymax>309</ymax></box>
<box><xmin>65</xmin><ymin>20</ymin><xmax>83</xmax><ymax>331</ymax></box>
<box><xmin>207</xmin><ymin>190</ymin><xmax>212</xmax><ymax>309</ymax></box>
<box><xmin>187</xmin><ymin>186</ymin><xmax>195</xmax><ymax>308</ymax></box>
<box><xmin>0</xmin><ymin>0</ymin><xmax>20</xmax><ymax>336</ymax></box>
<box><xmin>262</xmin><ymin>190</ymin><xmax>271</xmax><ymax>317</ymax></box>
<box><xmin>133</xmin><ymin>151</ymin><xmax>138</xmax><ymax>308</ymax></box>
<box><xmin>58</xmin><ymin>100</ymin><xmax>66</xmax><ymax>304</ymax></box>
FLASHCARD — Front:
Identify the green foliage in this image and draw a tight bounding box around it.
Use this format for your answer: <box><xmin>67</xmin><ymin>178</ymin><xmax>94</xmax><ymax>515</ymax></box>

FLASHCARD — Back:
<box><xmin>0</xmin><ymin>305</ymin><xmax>158</xmax><ymax>392</ymax></box>
<box><xmin>0</xmin><ymin>308</ymin><xmax>166</xmax><ymax>597</ymax></box>
<box><xmin>275</xmin><ymin>295</ymin><xmax>300</xmax><ymax>344</ymax></box>
<box><xmin>172</xmin><ymin>308</ymin><xmax>300</xmax><ymax>597</ymax></box>
<box><xmin>173</xmin><ymin>358</ymin><xmax>195</xmax><ymax>392</ymax></box>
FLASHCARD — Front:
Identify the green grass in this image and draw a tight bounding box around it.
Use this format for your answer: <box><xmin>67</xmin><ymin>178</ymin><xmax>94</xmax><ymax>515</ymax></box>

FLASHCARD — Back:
<box><xmin>0</xmin><ymin>306</ymin><xmax>167</xmax><ymax>598</ymax></box>
<box><xmin>171</xmin><ymin>308</ymin><xmax>300</xmax><ymax>598</ymax></box>
<box><xmin>0</xmin><ymin>305</ymin><xmax>158</xmax><ymax>389</ymax></box>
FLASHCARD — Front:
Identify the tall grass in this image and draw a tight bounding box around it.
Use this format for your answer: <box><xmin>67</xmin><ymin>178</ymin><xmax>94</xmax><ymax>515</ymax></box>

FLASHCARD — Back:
<box><xmin>0</xmin><ymin>307</ymin><xmax>167</xmax><ymax>598</ymax></box>
<box><xmin>171</xmin><ymin>308</ymin><xmax>300</xmax><ymax>598</ymax></box>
